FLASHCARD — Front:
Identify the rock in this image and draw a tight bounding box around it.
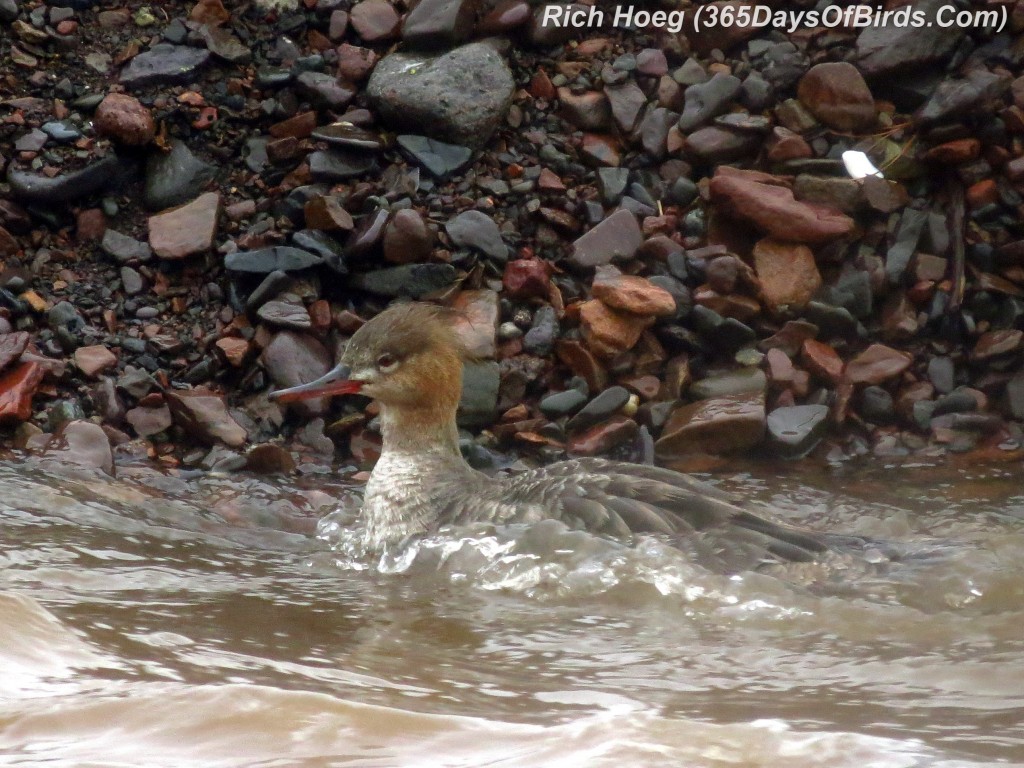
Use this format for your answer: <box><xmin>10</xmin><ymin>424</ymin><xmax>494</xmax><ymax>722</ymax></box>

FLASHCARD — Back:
<box><xmin>336</xmin><ymin>44</ymin><xmax>378</xmax><ymax>82</ymax></box>
<box><xmin>215</xmin><ymin>337</ymin><xmax>250</xmax><ymax>368</ymax></box>
<box><xmin>569</xmin><ymin>209</ymin><xmax>642</xmax><ymax>269</ymax></box>
<box><xmin>710</xmin><ymin>171</ymin><xmax>855</xmax><ymax>244</ymax></box>
<box><xmin>367</xmin><ymin>43</ymin><xmax>515</xmax><ymax>148</ymax></box>
<box><xmin>523</xmin><ymin>305</ymin><xmax>558</xmax><ymax>356</ymax></box>
<box><xmin>766</xmin><ymin>404</ymin><xmax>830</xmax><ymax>458</ymax></box>
<box><xmin>383</xmin><ymin>209</ymin><xmax>432</xmax><ymax>264</ymax></box>
<box><xmin>0</xmin><ymin>361</ymin><xmax>43</xmax><ymax>424</ymax></box>
<box><xmin>144</xmin><ymin>140</ymin><xmax>215</xmax><ymax>211</ymax></box>
<box><xmin>1007</xmin><ymin>370</ymin><xmax>1024</xmax><ymax>420</ymax></box>
<box><xmin>295</xmin><ymin>72</ymin><xmax>356</xmax><ymax>110</ymax></box>
<box><xmin>458</xmin><ymin>360</ymin><xmax>499</xmax><ymax>427</ymax></box>
<box><xmin>166</xmin><ymin>391</ymin><xmax>247</xmax><ymax>447</ymax></box>
<box><xmin>801</xmin><ymin>339</ymin><xmax>844</xmax><ymax>384</ymax></box>
<box><xmin>396</xmin><ymin>135</ymin><xmax>474</xmax><ymax>178</ymax></box>
<box><xmin>566</xmin><ymin>386</ymin><xmax>630</xmax><ymax>435</ymax></box>
<box><xmin>304</xmin><ymin>195</ymin><xmax>354</xmax><ymax>232</ymax></box>
<box><xmin>683</xmin><ymin>126</ymin><xmax>760</xmax><ymax>164</ymax></box>
<box><xmin>797</xmin><ymin>62</ymin><xmax>875</xmax><ymax>132</ymax></box>
<box><xmin>119</xmin><ymin>44</ymin><xmax>211</xmax><ymax>88</ymax></box>
<box><xmin>58</xmin><ymin>421</ymin><xmax>114</xmax><ymax>475</ymax></box>
<box><xmin>567</xmin><ymin>416</ymin><xmax>639</xmax><ymax>457</ymax></box>
<box><xmin>126</xmin><ymin>403</ymin><xmax>173</xmax><ymax>438</ymax></box>
<box><xmin>655</xmin><ymin>394</ymin><xmax>766</xmax><ymax>458</ymax></box>
<box><xmin>349</xmin><ymin>263</ymin><xmax>457</xmax><ymax>298</ymax></box>
<box><xmin>198</xmin><ymin>26</ymin><xmax>251</xmax><ymax>64</ymax></box>
<box><xmin>690</xmin><ymin>368</ymin><xmax>766</xmax><ymax>400</ymax></box>
<box><xmin>592</xmin><ymin>267</ymin><xmax>675</xmax><ymax>317</ymax></box>
<box><xmin>225</xmin><ymin>246</ymin><xmax>322</xmax><ymax>274</ymax></box>
<box><xmin>308</xmin><ymin>149</ymin><xmax>374</xmax><ymax>182</ymax></box>
<box><xmin>257</xmin><ymin>299</ymin><xmax>312</xmax><ymax>330</ymax></box>
<box><xmin>102</xmin><ymin>229</ymin><xmax>152</xmax><ymax>263</ymax></box>
<box><xmin>752</xmin><ymin>238</ymin><xmax>822</xmax><ymax>313</ymax></box>
<box><xmin>245</xmin><ymin>443</ymin><xmax>297</xmax><ymax>474</ymax></box>
<box><xmin>678</xmin><ymin>72</ymin><xmax>742</xmax><ymax>131</ymax></box>
<box><xmin>479</xmin><ymin>0</ymin><xmax>531</xmax><ymax>34</ymax></box>
<box><xmin>855</xmin><ymin>0</ymin><xmax>965</xmax><ymax>79</ymax></box>
<box><xmin>148</xmin><ymin>192</ymin><xmax>220</xmax><ymax>260</ymax></box>
<box><xmin>503</xmin><ymin>258</ymin><xmax>551</xmax><ymax>299</ymax></box>
<box><xmin>261</xmin><ymin>332</ymin><xmax>332</xmax><ymax>418</ymax></box>
<box><xmin>845</xmin><ymin>344</ymin><xmax>912</xmax><ymax>385</ymax></box>
<box><xmin>350</xmin><ymin>0</ymin><xmax>401</xmax><ymax>41</ymax></box>
<box><xmin>73</xmin><ymin>345</ymin><xmax>117</xmax><ymax>378</ymax></box>
<box><xmin>0</xmin><ymin>332</ymin><xmax>30</xmax><ymax>372</ymax></box>
<box><xmin>540</xmin><ymin>389</ymin><xmax>588</xmax><ymax>418</ymax></box>
<box><xmin>451</xmin><ymin>289</ymin><xmax>499</xmax><ymax>359</ymax></box>
<box><xmin>604</xmin><ymin>81</ymin><xmax>646</xmax><ymax>133</ymax></box>
<box><xmin>580</xmin><ymin>134</ymin><xmax>621</xmax><ymax>167</ymax></box>
<box><xmin>402</xmin><ymin>0</ymin><xmax>475</xmax><ymax>48</ymax></box>
<box><xmin>94</xmin><ymin>93</ymin><xmax>155</xmax><ymax>145</ymax></box>
<box><xmin>557</xmin><ymin>88</ymin><xmax>611</xmax><ymax>131</ymax></box>
<box><xmin>7</xmin><ymin>154</ymin><xmax>127</xmax><ymax>204</ymax></box>
<box><xmin>0</xmin><ymin>0</ymin><xmax>17</xmax><ymax>23</ymax></box>
<box><xmin>579</xmin><ymin>299</ymin><xmax>652</xmax><ymax>358</ymax></box>
<box><xmin>445</xmin><ymin>210</ymin><xmax>508</xmax><ymax>261</ymax></box>
<box><xmin>971</xmin><ymin>329</ymin><xmax>1023</xmax><ymax>361</ymax></box>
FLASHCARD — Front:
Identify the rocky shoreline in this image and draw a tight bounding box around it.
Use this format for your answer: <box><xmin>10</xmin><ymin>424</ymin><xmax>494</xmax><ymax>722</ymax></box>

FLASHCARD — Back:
<box><xmin>1</xmin><ymin>0</ymin><xmax>1023</xmax><ymax>479</ymax></box>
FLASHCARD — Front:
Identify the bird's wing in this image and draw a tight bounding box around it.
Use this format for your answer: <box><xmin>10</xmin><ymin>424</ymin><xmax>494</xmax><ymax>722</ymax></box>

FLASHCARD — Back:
<box><xmin>500</xmin><ymin>458</ymin><xmax>830</xmax><ymax>573</ymax></box>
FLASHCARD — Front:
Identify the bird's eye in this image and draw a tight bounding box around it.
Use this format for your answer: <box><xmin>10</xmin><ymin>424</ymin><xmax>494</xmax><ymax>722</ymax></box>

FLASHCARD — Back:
<box><xmin>376</xmin><ymin>353</ymin><xmax>398</xmax><ymax>371</ymax></box>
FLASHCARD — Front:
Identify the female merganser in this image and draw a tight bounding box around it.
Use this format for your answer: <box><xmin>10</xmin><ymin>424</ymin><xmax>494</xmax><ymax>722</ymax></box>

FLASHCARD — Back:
<box><xmin>271</xmin><ymin>302</ymin><xmax>844</xmax><ymax>572</ymax></box>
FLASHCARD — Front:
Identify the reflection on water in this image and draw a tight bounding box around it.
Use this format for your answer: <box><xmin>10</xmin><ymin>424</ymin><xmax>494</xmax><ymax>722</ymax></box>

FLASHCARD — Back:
<box><xmin>0</xmin><ymin>455</ymin><xmax>1021</xmax><ymax>767</ymax></box>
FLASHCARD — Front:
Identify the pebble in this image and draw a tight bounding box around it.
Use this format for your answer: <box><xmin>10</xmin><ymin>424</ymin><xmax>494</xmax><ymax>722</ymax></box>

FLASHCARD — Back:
<box><xmin>566</xmin><ymin>386</ymin><xmax>630</xmax><ymax>435</ymax></box>
<box><xmin>766</xmin><ymin>404</ymin><xmax>830</xmax><ymax>458</ymax></box>
<box><xmin>94</xmin><ymin>93</ymin><xmax>155</xmax><ymax>145</ymax></box>
<box><xmin>570</xmin><ymin>209</ymin><xmax>642</xmax><ymax>269</ymax></box>
<box><xmin>166</xmin><ymin>391</ymin><xmax>247</xmax><ymax>447</ymax></box>
<box><xmin>396</xmin><ymin>135</ymin><xmax>473</xmax><ymax>178</ymax></box>
<box><xmin>119</xmin><ymin>44</ymin><xmax>211</xmax><ymax>88</ymax></box>
<box><xmin>225</xmin><ymin>246</ymin><xmax>322</xmax><ymax>274</ymax></box>
<box><xmin>656</xmin><ymin>394</ymin><xmax>766</xmax><ymax>458</ymax></box>
<box><xmin>445</xmin><ymin>210</ymin><xmax>508</xmax><ymax>261</ymax></box>
<box><xmin>148</xmin><ymin>192</ymin><xmax>220</xmax><ymax>260</ymax></box>
<box><xmin>145</xmin><ymin>140</ymin><xmax>216</xmax><ymax>211</ymax></box>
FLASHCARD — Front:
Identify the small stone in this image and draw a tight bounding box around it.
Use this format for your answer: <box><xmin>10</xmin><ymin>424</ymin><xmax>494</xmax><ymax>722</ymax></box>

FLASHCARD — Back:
<box><xmin>445</xmin><ymin>210</ymin><xmax>508</xmax><ymax>261</ymax></box>
<box><xmin>690</xmin><ymin>368</ymin><xmax>766</xmax><ymax>400</ymax></box>
<box><xmin>797</xmin><ymin>62</ymin><xmax>875</xmax><ymax>132</ymax></box>
<box><xmin>570</xmin><ymin>209</ymin><xmax>642</xmax><ymax>269</ymax></box>
<box><xmin>350</xmin><ymin>0</ymin><xmax>401</xmax><ymax>41</ymax></box>
<box><xmin>349</xmin><ymin>263</ymin><xmax>457</xmax><ymax>298</ymax></box>
<box><xmin>216</xmin><ymin>337</ymin><xmax>250</xmax><ymax>367</ymax></box>
<box><xmin>304</xmin><ymin>195</ymin><xmax>354</xmax><ymax>232</ymax></box>
<box><xmin>396</xmin><ymin>135</ymin><xmax>473</xmax><ymax>178</ymax></box>
<box><xmin>566</xmin><ymin>386</ymin><xmax>630</xmax><ymax>435</ymax></box>
<box><xmin>592</xmin><ymin>266</ymin><xmax>676</xmax><ymax>317</ymax></box>
<box><xmin>126</xmin><ymin>404</ymin><xmax>173</xmax><ymax>438</ymax></box>
<box><xmin>766</xmin><ymin>404</ymin><xmax>830</xmax><ymax>458</ymax></box>
<box><xmin>579</xmin><ymin>299</ymin><xmax>652</xmax><ymax>358</ymax></box>
<box><xmin>971</xmin><ymin>329</ymin><xmax>1023</xmax><ymax>361</ymax></box>
<box><xmin>257</xmin><ymin>299</ymin><xmax>312</xmax><ymax>330</ymax></box>
<box><xmin>225</xmin><ymin>246</ymin><xmax>322</xmax><ymax>274</ymax></box>
<box><xmin>540</xmin><ymin>388</ymin><xmax>588</xmax><ymax>418</ymax></box>
<box><xmin>148</xmin><ymin>192</ymin><xmax>220</xmax><ymax>260</ymax></box>
<box><xmin>144</xmin><ymin>139</ymin><xmax>215</xmax><ymax>211</ymax></box>
<box><xmin>503</xmin><ymin>259</ymin><xmax>551</xmax><ymax>299</ymax></box>
<box><xmin>450</xmin><ymin>289</ymin><xmax>499</xmax><ymax>359</ymax></box>
<box><xmin>94</xmin><ymin>93</ymin><xmax>155</xmax><ymax>145</ymax></box>
<box><xmin>0</xmin><ymin>362</ymin><xmax>43</xmax><ymax>424</ymax></box>
<box><xmin>119</xmin><ymin>44</ymin><xmax>211</xmax><ymax>89</ymax></box>
<box><xmin>801</xmin><ymin>339</ymin><xmax>844</xmax><ymax>384</ymax></box>
<box><xmin>678</xmin><ymin>72</ymin><xmax>742</xmax><ymax>132</ymax></box>
<box><xmin>262</xmin><ymin>332</ymin><xmax>332</xmax><ymax>418</ymax></box>
<box><xmin>567</xmin><ymin>416</ymin><xmax>639</xmax><ymax>457</ymax></box>
<box><xmin>166</xmin><ymin>390</ymin><xmax>247</xmax><ymax>447</ymax></box>
<box><xmin>57</xmin><ymin>421</ymin><xmax>114</xmax><ymax>475</ymax></box>
<box><xmin>74</xmin><ymin>345</ymin><xmax>117</xmax><ymax>378</ymax></box>
<box><xmin>383</xmin><ymin>209</ymin><xmax>433</xmax><ymax>264</ymax></box>
<box><xmin>656</xmin><ymin>394</ymin><xmax>766</xmax><ymax>458</ymax></box>
<box><xmin>845</xmin><ymin>344</ymin><xmax>913</xmax><ymax>385</ymax></box>
<box><xmin>752</xmin><ymin>238</ymin><xmax>822</xmax><ymax>313</ymax></box>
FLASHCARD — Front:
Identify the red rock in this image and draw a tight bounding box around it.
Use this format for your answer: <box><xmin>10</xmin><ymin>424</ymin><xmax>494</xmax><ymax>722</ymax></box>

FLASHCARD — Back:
<box><xmin>269</xmin><ymin>112</ymin><xmax>316</xmax><ymax>139</ymax></box>
<box><xmin>0</xmin><ymin>332</ymin><xmax>30</xmax><ymax>372</ymax></box>
<box><xmin>801</xmin><ymin>339</ymin><xmax>844</xmax><ymax>384</ymax></box>
<box><xmin>923</xmin><ymin>138</ymin><xmax>981</xmax><ymax>164</ymax></box>
<box><xmin>567</xmin><ymin>415</ymin><xmax>639</xmax><ymax>457</ymax></box>
<box><xmin>710</xmin><ymin>171</ymin><xmax>854</xmax><ymax>244</ymax></box>
<box><xmin>451</xmin><ymin>289</ymin><xmax>498</xmax><ymax>359</ymax></box>
<box><xmin>967</xmin><ymin>178</ymin><xmax>999</xmax><ymax>209</ymax></box>
<box><xmin>0</xmin><ymin>225</ymin><xmax>18</xmax><ymax>257</ymax></box>
<box><xmin>336</xmin><ymin>43</ymin><xmax>378</xmax><ymax>82</ymax></box>
<box><xmin>215</xmin><ymin>336</ymin><xmax>249</xmax><ymax>367</ymax></box>
<box><xmin>126</xmin><ymin>404</ymin><xmax>172</xmax><ymax>438</ymax></box>
<box><xmin>592</xmin><ymin>266</ymin><xmax>675</xmax><ymax>317</ymax></box>
<box><xmin>75</xmin><ymin>208</ymin><xmax>106</xmax><ymax>242</ymax></box>
<box><xmin>148</xmin><ymin>192</ymin><xmax>220</xmax><ymax>260</ymax></box>
<box><xmin>752</xmin><ymin>238</ymin><xmax>822</xmax><ymax>313</ymax></box>
<box><xmin>190</xmin><ymin>0</ymin><xmax>230</xmax><ymax>26</ymax></box>
<box><xmin>557</xmin><ymin>88</ymin><xmax>610</xmax><ymax>131</ymax></box>
<box><xmin>693</xmin><ymin>288</ymin><xmax>760</xmax><ymax>321</ymax></box>
<box><xmin>166</xmin><ymin>390</ymin><xmax>247</xmax><ymax>447</ymax></box>
<box><xmin>766</xmin><ymin>126</ymin><xmax>813</xmax><ymax>162</ymax></box>
<box><xmin>764</xmin><ymin>348</ymin><xmax>794</xmax><ymax>387</ymax></box>
<box><xmin>0</xmin><ymin>361</ymin><xmax>43</xmax><ymax>424</ymax></box>
<box><xmin>94</xmin><ymin>93</ymin><xmax>156</xmax><ymax>146</ymax></box>
<box><xmin>759</xmin><ymin>320</ymin><xmax>818</xmax><ymax>357</ymax></box>
<box><xmin>74</xmin><ymin>345</ymin><xmax>117</xmax><ymax>378</ymax></box>
<box><xmin>579</xmin><ymin>299</ymin><xmax>653</xmax><ymax>358</ymax></box>
<box><xmin>845</xmin><ymin>344</ymin><xmax>912</xmax><ymax>385</ymax></box>
<box><xmin>862</xmin><ymin>176</ymin><xmax>909</xmax><ymax>213</ymax></box>
<box><xmin>971</xmin><ymin>329</ymin><xmax>1023</xmax><ymax>361</ymax></box>
<box><xmin>880</xmin><ymin>293</ymin><xmax>919</xmax><ymax>341</ymax></box>
<box><xmin>655</xmin><ymin>394</ymin><xmax>766</xmax><ymax>458</ymax></box>
<box><xmin>528</xmin><ymin>69</ymin><xmax>556</xmax><ymax>101</ymax></box>
<box><xmin>797</xmin><ymin>62</ymin><xmax>876</xmax><ymax>132</ymax></box>
<box><xmin>621</xmin><ymin>374</ymin><xmax>661</xmax><ymax>400</ymax></box>
<box><xmin>349</xmin><ymin>0</ymin><xmax>400</xmax><ymax>41</ymax></box>
<box><xmin>383</xmin><ymin>209</ymin><xmax>433</xmax><ymax>264</ymax></box>
<box><xmin>304</xmin><ymin>195</ymin><xmax>354</xmax><ymax>231</ymax></box>
<box><xmin>537</xmin><ymin>168</ymin><xmax>565</xmax><ymax>191</ymax></box>
<box><xmin>479</xmin><ymin>0</ymin><xmax>531</xmax><ymax>34</ymax></box>
<box><xmin>580</xmin><ymin>133</ymin><xmax>620</xmax><ymax>167</ymax></box>
<box><xmin>556</xmin><ymin>338</ymin><xmax>608</xmax><ymax>394</ymax></box>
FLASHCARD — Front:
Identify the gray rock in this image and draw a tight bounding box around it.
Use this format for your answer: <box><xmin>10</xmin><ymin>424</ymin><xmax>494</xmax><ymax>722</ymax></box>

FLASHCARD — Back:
<box><xmin>261</xmin><ymin>331</ymin><xmax>332</xmax><ymax>418</ymax></box>
<box><xmin>566</xmin><ymin>386</ymin><xmax>630</xmax><ymax>435</ymax></box>
<box><xmin>120</xmin><ymin>266</ymin><xmax>145</xmax><ymax>295</ymax></box>
<box><xmin>308</xmin><ymin>149</ymin><xmax>375</xmax><ymax>182</ymax></box>
<box><xmin>402</xmin><ymin>0</ymin><xmax>475</xmax><ymax>49</ymax></box>
<box><xmin>933</xmin><ymin>389</ymin><xmax>978</xmax><ymax>417</ymax></box>
<box><xmin>295</xmin><ymin>71</ymin><xmax>356</xmax><ymax>110</ymax></box>
<box><xmin>539</xmin><ymin>388</ymin><xmax>588</xmax><ymax>418</ymax></box>
<box><xmin>396</xmin><ymin>134</ymin><xmax>473</xmax><ymax>178</ymax></box>
<box><xmin>569</xmin><ymin>209</ymin><xmax>642</xmax><ymax>269</ymax></box>
<box><xmin>766</xmin><ymin>404</ymin><xmax>830</xmax><ymax>458</ymax></box>
<box><xmin>689</xmin><ymin>368</ymin><xmax>766</xmax><ymax>400</ymax></box>
<box><xmin>445</xmin><ymin>210</ymin><xmax>507</xmax><ymax>261</ymax></box>
<box><xmin>597</xmin><ymin>167</ymin><xmax>630</xmax><ymax>205</ymax></box>
<box><xmin>856</xmin><ymin>0</ymin><xmax>964</xmax><ymax>78</ymax></box>
<box><xmin>349</xmin><ymin>263</ymin><xmax>456</xmax><ymax>298</ymax></box>
<box><xmin>1007</xmin><ymin>369</ymin><xmax>1024</xmax><ymax>420</ymax></box>
<box><xmin>102</xmin><ymin>229</ymin><xmax>152</xmax><ymax>263</ymax></box>
<box><xmin>927</xmin><ymin>356</ymin><xmax>955</xmax><ymax>394</ymax></box>
<box><xmin>7</xmin><ymin>154</ymin><xmax>127</xmax><ymax>203</ymax></box>
<box><xmin>886</xmin><ymin>208</ymin><xmax>929</xmax><ymax>284</ymax></box>
<box><xmin>257</xmin><ymin>298</ymin><xmax>312</xmax><ymax>330</ymax></box>
<box><xmin>225</xmin><ymin>246</ymin><xmax>323</xmax><ymax>274</ymax></box>
<box><xmin>367</xmin><ymin>42</ymin><xmax>514</xmax><ymax>148</ymax></box>
<box><xmin>523</xmin><ymin>304</ymin><xmax>557</xmax><ymax>356</ymax></box>
<box><xmin>41</xmin><ymin>120</ymin><xmax>80</xmax><ymax>143</ymax></box>
<box><xmin>291</xmin><ymin>230</ymin><xmax>347</xmax><ymax>275</ymax></box>
<box><xmin>119</xmin><ymin>44</ymin><xmax>211</xmax><ymax>89</ymax></box>
<box><xmin>678</xmin><ymin>72</ymin><xmax>742</xmax><ymax>132</ymax></box>
<box><xmin>47</xmin><ymin>301</ymin><xmax>85</xmax><ymax>332</ymax></box>
<box><xmin>144</xmin><ymin>140</ymin><xmax>215</xmax><ymax>211</ymax></box>
<box><xmin>0</xmin><ymin>0</ymin><xmax>18</xmax><ymax>23</ymax></box>
<box><xmin>246</xmin><ymin>270</ymin><xmax>292</xmax><ymax>310</ymax></box>
<box><xmin>860</xmin><ymin>386</ymin><xmax>894</xmax><ymax>423</ymax></box>
<box><xmin>458</xmin><ymin>360</ymin><xmax>500</xmax><ymax>428</ymax></box>
<box><xmin>915</xmin><ymin>69</ymin><xmax>1008</xmax><ymax>126</ymax></box>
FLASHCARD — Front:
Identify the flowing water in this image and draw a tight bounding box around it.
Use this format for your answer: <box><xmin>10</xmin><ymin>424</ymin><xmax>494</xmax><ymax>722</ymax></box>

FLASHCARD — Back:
<box><xmin>0</xmin><ymin>452</ymin><xmax>1022</xmax><ymax>767</ymax></box>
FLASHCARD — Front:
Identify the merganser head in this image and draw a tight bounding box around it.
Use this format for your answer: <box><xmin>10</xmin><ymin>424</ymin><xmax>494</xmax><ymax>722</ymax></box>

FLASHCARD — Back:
<box><xmin>270</xmin><ymin>302</ymin><xmax>465</xmax><ymax>410</ymax></box>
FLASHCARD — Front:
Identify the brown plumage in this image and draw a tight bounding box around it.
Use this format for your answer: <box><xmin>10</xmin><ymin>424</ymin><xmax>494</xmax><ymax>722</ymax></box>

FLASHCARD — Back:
<box><xmin>271</xmin><ymin>301</ymin><xmax>850</xmax><ymax>573</ymax></box>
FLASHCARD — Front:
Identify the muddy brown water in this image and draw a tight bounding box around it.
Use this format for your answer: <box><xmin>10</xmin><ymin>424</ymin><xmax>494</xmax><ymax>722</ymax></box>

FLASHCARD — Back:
<box><xmin>0</xmin><ymin>454</ymin><xmax>1021</xmax><ymax>767</ymax></box>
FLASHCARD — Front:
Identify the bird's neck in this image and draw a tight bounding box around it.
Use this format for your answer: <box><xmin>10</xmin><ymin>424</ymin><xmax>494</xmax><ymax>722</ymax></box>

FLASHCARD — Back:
<box><xmin>378</xmin><ymin>400</ymin><xmax>462</xmax><ymax>458</ymax></box>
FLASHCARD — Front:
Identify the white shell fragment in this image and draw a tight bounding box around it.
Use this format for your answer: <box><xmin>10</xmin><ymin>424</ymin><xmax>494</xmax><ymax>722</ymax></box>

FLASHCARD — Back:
<box><xmin>842</xmin><ymin>150</ymin><xmax>883</xmax><ymax>180</ymax></box>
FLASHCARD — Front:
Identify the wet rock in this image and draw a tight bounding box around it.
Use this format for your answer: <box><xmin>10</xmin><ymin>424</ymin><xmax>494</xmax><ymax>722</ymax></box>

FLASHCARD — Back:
<box><xmin>126</xmin><ymin>403</ymin><xmax>173</xmax><ymax>438</ymax></box>
<box><xmin>451</xmin><ymin>289</ymin><xmax>499</xmax><ymax>359</ymax></box>
<box><xmin>102</xmin><ymin>229</ymin><xmax>152</xmax><ymax>263</ymax></box>
<box><xmin>367</xmin><ymin>43</ymin><xmax>515</xmax><ymax>148</ymax></box>
<box><xmin>257</xmin><ymin>298</ymin><xmax>312</xmax><ymax>330</ymax></box>
<box><xmin>350</xmin><ymin>0</ymin><xmax>401</xmax><ymax>41</ymax></box>
<box><xmin>797</xmin><ymin>62</ymin><xmax>875</xmax><ymax>132</ymax></box>
<box><xmin>166</xmin><ymin>391</ymin><xmax>247</xmax><ymax>447</ymax></box>
<box><xmin>558</xmin><ymin>88</ymin><xmax>611</xmax><ymax>131</ymax></box>
<box><xmin>458</xmin><ymin>360</ymin><xmax>499</xmax><ymax>428</ymax></box>
<box><xmin>709</xmin><ymin>171</ymin><xmax>854</xmax><ymax>244</ymax></box>
<box><xmin>845</xmin><ymin>344</ymin><xmax>912</xmax><ymax>385</ymax></box>
<box><xmin>752</xmin><ymin>238</ymin><xmax>822</xmax><ymax>313</ymax></box>
<box><xmin>244</xmin><ymin>444</ymin><xmax>296</xmax><ymax>474</ymax></box>
<box><xmin>119</xmin><ymin>44</ymin><xmax>211</xmax><ymax>88</ymax></box>
<box><xmin>971</xmin><ymin>329</ymin><xmax>1023</xmax><ymax>361</ymax></box>
<box><xmin>540</xmin><ymin>388</ymin><xmax>588</xmax><ymax>418</ymax></box>
<box><xmin>262</xmin><ymin>332</ymin><xmax>332</xmax><ymax>418</ymax></box>
<box><xmin>766</xmin><ymin>404</ymin><xmax>829</xmax><ymax>458</ymax></box>
<box><xmin>396</xmin><ymin>135</ymin><xmax>473</xmax><ymax>178</ymax></box>
<box><xmin>801</xmin><ymin>339</ymin><xmax>844</xmax><ymax>384</ymax></box>
<box><xmin>604</xmin><ymin>81</ymin><xmax>646</xmax><ymax>134</ymax></box>
<box><xmin>94</xmin><ymin>93</ymin><xmax>155</xmax><ymax>145</ymax></box>
<box><xmin>523</xmin><ymin>304</ymin><xmax>558</xmax><ymax>356</ymax></box>
<box><xmin>148</xmin><ymin>192</ymin><xmax>220</xmax><ymax>260</ymax></box>
<box><xmin>445</xmin><ymin>210</ymin><xmax>508</xmax><ymax>261</ymax></box>
<box><xmin>567</xmin><ymin>416</ymin><xmax>639</xmax><ymax>457</ymax></box>
<box><xmin>7</xmin><ymin>154</ymin><xmax>126</xmax><ymax>204</ymax></box>
<box><xmin>580</xmin><ymin>299</ymin><xmax>652</xmax><ymax>359</ymax></box>
<box><xmin>592</xmin><ymin>267</ymin><xmax>675</xmax><ymax>317</ymax></box>
<box><xmin>295</xmin><ymin>72</ymin><xmax>356</xmax><ymax>110</ymax></box>
<box><xmin>349</xmin><ymin>263</ymin><xmax>457</xmax><ymax>298</ymax></box>
<box><xmin>73</xmin><ymin>345</ymin><xmax>117</xmax><ymax>378</ymax></box>
<box><xmin>225</xmin><ymin>246</ymin><xmax>322</xmax><ymax>274</ymax></box>
<box><xmin>311</xmin><ymin>123</ymin><xmax>383</xmax><ymax>151</ymax></box>
<box><xmin>678</xmin><ymin>72</ymin><xmax>742</xmax><ymax>132</ymax></box>
<box><xmin>383</xmin><ymin>209</ymin><xmax>433</xmax><ymax>264</ymax></box>
<box><xmin>308</xmin><ymin>149</ymin><xmax>374</xmax><ymax>182</ymax></box>
<box><xmin>145</xmin><ymin>140</ymin><xmax>215</xmax><ymax>211</ymax></box>
<box><xmin>0</xmin><ymin>362</ymin><xmax>43</xmax><ymax>424</ymax></box>
<box><xmin>683</xmin><ymin>126</ymin><xmax>760</xmax><ymax>165</ymax></box>
<box><xmin>0</xmin><ymin>332</ymin><xmax>30</xmax><ymax>372</ymax></box>
<box><xmin>656</xmin><ymin>394</ymin><xmax>766</xmax><ymax>458</ymax></box>
<box><xmin>596</xmin><ymin>167</ymin><xmax>630</xmax><ymax>206</ymax></box>
<box><xmin>566</xmin><ymin>386</ymin><xmax>630</xmax><ymax>435</ymax></box>
<box><xmin>304</xmin><ymin>195</ymin><xmax>354</xmax><ymax>232</ymax></box>
<box><xmin>503</xmin><ymin>258</ymin><xmax>551</xmax><ymax>299</ymax></box>
<box><xmin>57</xmin><ymin>421</ymin><xmax>114</xmax><ymax>475</ymax></box>
<box><xmin>569</xmin><ymin>209</ymin><xmax>642</xmax><ymax>269</ymax></box>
